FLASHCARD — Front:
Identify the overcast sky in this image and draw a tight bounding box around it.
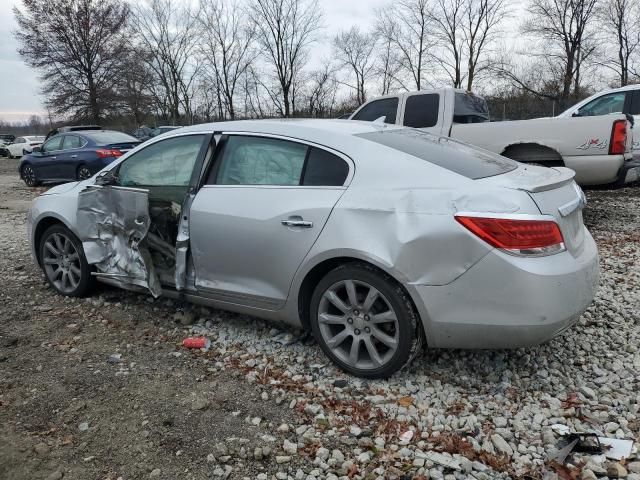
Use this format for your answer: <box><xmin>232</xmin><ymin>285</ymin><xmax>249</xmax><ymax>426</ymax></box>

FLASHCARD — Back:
<box><xmin>0</xmin><ymin>0</ymin><xmax>523</xmax><ymax>123</ymax></box>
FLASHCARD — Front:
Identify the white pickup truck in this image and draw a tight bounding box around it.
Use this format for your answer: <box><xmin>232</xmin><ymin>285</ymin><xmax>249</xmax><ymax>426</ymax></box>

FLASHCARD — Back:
<box><xmin>348</xmin><ymin>88</ymin><xmax>640</xmax><ymax>186</ymax></box>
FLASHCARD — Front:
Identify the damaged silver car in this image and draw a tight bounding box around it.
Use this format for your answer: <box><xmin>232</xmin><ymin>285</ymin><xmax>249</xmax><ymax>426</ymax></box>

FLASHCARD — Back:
<box><xmin>27</xmin><ymin>120</ymin><xmax>600</xmax><ymax>378</ymax></box>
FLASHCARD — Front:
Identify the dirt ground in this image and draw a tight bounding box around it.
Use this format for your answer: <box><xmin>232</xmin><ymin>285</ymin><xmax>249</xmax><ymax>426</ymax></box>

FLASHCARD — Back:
<box><xmin>1</xmin><ymin>156</ymin><xmax>639</xmax><ymax>480</ymax></box>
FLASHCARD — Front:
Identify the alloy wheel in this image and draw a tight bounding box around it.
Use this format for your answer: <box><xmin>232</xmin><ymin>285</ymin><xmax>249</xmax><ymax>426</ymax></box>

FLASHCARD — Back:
<box><xmin>22</xmin><ymin>166</ymin><xmax>36</xmax><ymax>186</ymax></box>
<box><xmin>317</xmin><ymin>279</ymin><xmax>400</xmax><ymax>370</ymax></box>
<box><xmin>42</xmin><ymin>232</ymin><xmax>82</xmax><ymax>294</ymax></box>
<box><xmin>77</xmin><ymin>166</ymin><xmax>92</xmax><ymax>180</ymax></box>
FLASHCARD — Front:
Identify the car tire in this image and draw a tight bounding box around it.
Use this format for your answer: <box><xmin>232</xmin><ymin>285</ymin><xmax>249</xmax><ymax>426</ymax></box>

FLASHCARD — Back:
<box><xmin>310</xmin><ymin>263</ymin><xmax>422</xmax><ymax>379</ymax></box>
<box><xmin>21</xmin><ymin>164</ymin><xmax>40</xmax><ymax>187</ymax></box>
<box><xmin>39</xmin><ymin>224</ymin><xmax>95</xmax><ymax>297</ymax></box>
<box><xmin>76</xmin><ymin>165</ymin><xmax>92</xmax><ymax>180</ymax></box>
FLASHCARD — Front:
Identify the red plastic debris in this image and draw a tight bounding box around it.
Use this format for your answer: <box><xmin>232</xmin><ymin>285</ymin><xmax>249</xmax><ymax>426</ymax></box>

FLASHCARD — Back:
<box><xmin>182</xmin><ymin>337</ymin><xmax>211</xmax><ymax>351</ymax></box>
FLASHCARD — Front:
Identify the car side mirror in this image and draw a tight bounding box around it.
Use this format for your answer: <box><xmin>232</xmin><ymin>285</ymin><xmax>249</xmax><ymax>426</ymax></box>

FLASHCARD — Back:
<box><xmin>95</xmin><ymin>170</ymin><xmax>117</xmax><ymax>186</ymax></box>
<box><xmin>571</xmin><ymin>110</ymin><xmax>581</xmax><ymax>117</ymax></box>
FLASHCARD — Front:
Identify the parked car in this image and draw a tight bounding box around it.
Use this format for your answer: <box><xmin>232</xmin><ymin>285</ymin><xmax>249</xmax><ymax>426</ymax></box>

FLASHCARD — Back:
<box><xmin>6</xmin><ymin>135</ymin><xmax>45</xmax><ymax>158</ymax></box>
<box><xmin>27</xmin><ymin>120</ymin><xmax>599</xmax><ymax>378</ymax></box>
<box><xmin>0</xmin><ymin>133</ymin><xmax>16</xmax><ymax>144</ymax></box>
<box><xmin>19</xmin><ymin>130</ymin><xmax>140</xmax><ymax>186</ymax></box>
<box><xmin>133</xmin><ymin>125</ymin><xmax>180</xmax><ymax>142</ymax></box>
<box><xmin>45</xmin><ymin>125</ymin><xmax>102</xmax><ymax>141</ymax></box>
<box><xmin>0</xmin><ymin>141</ymin><xmax>10</xmax><ymax>158</ymax></box>
<box><xmin>349</xmin><ymin>88</ymin><xmax>640</xmax><ymax>186</ymax></box>
<box><xmin>557</xmin><ymin>84</ymin><xmax>640</xmax><ymax>154</ymax></box>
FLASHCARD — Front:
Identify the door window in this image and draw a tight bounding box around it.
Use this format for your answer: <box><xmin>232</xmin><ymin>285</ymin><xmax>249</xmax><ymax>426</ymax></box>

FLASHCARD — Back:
<box><xmin>352</xmin><ymin>98</ymin><xmax>399</xmax><ymax>124</ymax></box>
<box><xmin>42</xmin><ymin>136</ymin><xmax>63</xmax><ymax>153</ymax></box>
<box><xmin>215</xmin><ymin>136</ymin><xmax>308</xmax><ymax>185</ymax></box>
<box><xmin>403</xmin><ymin>94</ymin><xmax>440</xmax><ymax>128</ymax></box>
<box><xmin>62</xmin><ymin>135</ymin><xmax>83</xmax><ymax>150</ymax></box>
<box><xmin>578</xmin><ymin>92</ymin><xmax>626</xmax><ymax>116</ymax></box>
<box><xmin>117</xmin><ymin>135</ymin><xmax>205</xmax><ymax>187</ymax></box>
<box><xmin>15</xmin><ymin>137</ymin><xmax>24</xmax><ymax>144</ymax></box>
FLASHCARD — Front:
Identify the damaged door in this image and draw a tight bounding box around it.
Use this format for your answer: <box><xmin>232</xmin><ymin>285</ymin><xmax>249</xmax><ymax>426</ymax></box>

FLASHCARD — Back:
<box><xmin>76</xmin><ymin>133</ymin><xmax>211</xmax><ymax>297</ymax></box>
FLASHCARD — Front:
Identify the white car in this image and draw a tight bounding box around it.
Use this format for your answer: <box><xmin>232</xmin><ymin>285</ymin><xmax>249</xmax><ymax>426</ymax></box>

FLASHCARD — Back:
<box><xmin>7</xmin><ymin>135</ymin><xmax>45</xmax><ymax>158</ymax></box>
<box><xmin>350</xmin><ymin>88</ymin><xmax>639</xmax><ymax>186</ymax></box>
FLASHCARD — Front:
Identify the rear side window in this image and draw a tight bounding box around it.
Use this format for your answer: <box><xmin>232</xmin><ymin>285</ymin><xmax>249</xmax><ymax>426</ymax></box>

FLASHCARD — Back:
<box><xmin>302</xmin><ymin>148</ymin><xmax>349</xmax><ymax>186</ymax></box>
<box><xmin>62</xmin><ymin>135</ymin><xmax>83</xmax><ymax>150</ymax></box>
<box><xmin>352</xmin><ymin>98</ymin><xmax>399</xmax><ymax>124</ymax></box>
<box><xmin>403</xmin><ymin>94</ymin><xmax>439</xmax><ymax>128</ymax></box>
<box><xmin>357</xmin><ymin>129</ymin><xmax>517</xmax><ymax>180</ymax></box>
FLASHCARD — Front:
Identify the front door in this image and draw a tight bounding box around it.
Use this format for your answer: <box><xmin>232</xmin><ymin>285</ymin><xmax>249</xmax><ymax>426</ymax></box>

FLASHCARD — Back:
<box><xmin>37</xmin><ymin>136</ymin><xmax>64</xmax><ymax>179</ymax></box>
<box><xmin>75</xmin><ymin>133</ymin><xmax>210</xmax><ymax>296</ymax></box>
<box><xmin>190</xmin><ymin>134</ymin><xmax>352</xmax><ymax>309</ymax></box>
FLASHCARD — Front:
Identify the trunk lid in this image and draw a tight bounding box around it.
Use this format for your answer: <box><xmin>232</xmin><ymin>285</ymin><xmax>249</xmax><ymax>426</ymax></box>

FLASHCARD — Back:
<box><xmin>478</xmin><ymin>165</ymin><xmax>587</xmax><ymax>255</ymax></box>
<box><xmin>103</xmin><ymin>141</ymin><xmax>141</xmax><ymax>154</ymax></box>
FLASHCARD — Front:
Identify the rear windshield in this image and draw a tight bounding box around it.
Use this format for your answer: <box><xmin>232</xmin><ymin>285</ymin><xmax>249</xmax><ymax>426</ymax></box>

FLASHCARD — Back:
<box><xmin>85</xmin><ymin>131</ymin><xmax>139</xmax><ymax>145</ymax></box>
<box><xmin>454</xmin><ymin>93</ymin><xmax>490</xmax><ymax>124</ymax></box>
<box><xmin>357</xmin><ymin>128</ymin><xmax>517</xmax><ymax>179</ymax></box>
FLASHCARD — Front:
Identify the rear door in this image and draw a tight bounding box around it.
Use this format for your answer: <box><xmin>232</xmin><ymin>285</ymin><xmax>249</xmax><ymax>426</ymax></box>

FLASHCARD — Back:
<box><xmin>400</xmin><ymin>92</ymin><xmax>445</xmax><ymax>135</ymax></box>
<box><xmin>59</xmin><ymin>134</ymin><xmax>85</xmax><ymax>179</ymax></box>
<box><xmin>190</xmin><ymin>134</ymin><xmax>352</xmax><ymax>309</ymax></box>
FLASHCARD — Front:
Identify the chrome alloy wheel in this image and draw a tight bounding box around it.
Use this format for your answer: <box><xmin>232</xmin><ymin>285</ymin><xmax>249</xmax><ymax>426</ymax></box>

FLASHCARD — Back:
<box><xmin>317</xmin><ymin>279</ymin><xmax>400</xmax><ymax>370</ymax></box>
<box><xmin>42</xmin><ymin>232</ymin><xmax>82</xmax><ymax>294</ymax></box>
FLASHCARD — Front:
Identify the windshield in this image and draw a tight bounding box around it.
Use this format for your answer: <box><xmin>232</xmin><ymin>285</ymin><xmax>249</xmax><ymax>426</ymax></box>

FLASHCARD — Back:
<box><xmin>357</xmin><ymin>128</ymin><xmax>517</xmax><ymax>180</ymax></box>
<box><xmin>454</xmin><ymin>93</ymin><xmax>490</xmax><ymax>124</ymax></box>
<box><xmin>85</xmin><ymin>131</ymin><xmax>139</xmax><ymax>145</ymax></box>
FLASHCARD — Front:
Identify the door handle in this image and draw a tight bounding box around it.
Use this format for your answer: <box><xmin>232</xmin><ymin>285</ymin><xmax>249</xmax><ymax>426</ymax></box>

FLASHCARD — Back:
<box><xmin>281</xmin><ymin>219</ymin><xmax>313</xmax><ymax>228</ymax></box>
<box><xmin>51</xmin><ymin>156</ymin><xmax>56</xmax><ymax>160</ymax></box>
<box><xmin>71</xmin><ymin>155</ymin><xmax>78</xmax><ymax>159</ymax></box>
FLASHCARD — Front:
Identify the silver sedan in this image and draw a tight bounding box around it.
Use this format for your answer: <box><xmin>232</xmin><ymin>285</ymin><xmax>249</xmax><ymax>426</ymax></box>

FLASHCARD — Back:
<box><xmin>27</xmin><ymin>120</ymin><xmax>600</xmax><ymax>378</ymax></box>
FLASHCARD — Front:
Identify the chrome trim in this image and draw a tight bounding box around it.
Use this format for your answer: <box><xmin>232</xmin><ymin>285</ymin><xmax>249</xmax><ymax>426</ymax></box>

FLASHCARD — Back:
<box><xmin>558</xmin><ymin>183</ymin><xmax>587</xmax><ymax>217</ymax></box>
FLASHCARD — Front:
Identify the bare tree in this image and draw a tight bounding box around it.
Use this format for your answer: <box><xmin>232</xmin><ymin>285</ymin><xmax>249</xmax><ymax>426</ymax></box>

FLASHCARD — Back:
<box><xmin>519</xmin><ymin>0</ymin><xmax>599</xmax><ymax>105</ymax></box>
<box><xmin>463</xmin><ymin>0</ymin><xmax>508</xmax><ymax>90</ymax></box>
<box><xmin>199</xmin><ymin>0</ymin><xmax>256</xmax><ymax>119</ymax></box>
<box><xmin>132</xmin><ymin>0</ymin><xmax>201</xmax><ymax>124</ymax></box>
<box><xmin>431</xmin><ymin>0</ymin><xmax>466</xmax><ymax>88</ymax></box>
<box><xmin>248</xmin><ymin>0</ymin><xmax>322</xmax><ymax>117</ymax></box>
<box><xmin>376</xmin><ymin>0</ymin><xmax>435</xmax><ymax>90</ymax></box>
<box><xmin>598</xmin><ymin>0</ymin><xmax>640</xmax><ymax>86</ymax></box>
<box><xmin>14</xmin><ymin>0</ymin><xmax>130</xmax><ymax>123</ymax></box>
<box><xmin>333</xmin><ymin>27</ymin><xmax>377</xmax><ymax>105</ymax></box>
<box><xmin>305</xmin><ymin>63</ymin><xmax>339</xmax><ymax>117</ymax></box>
<box><xmin>373</xmin><ymin>15</ymin><xmax>404</xmax><ymax>94</ymax></box>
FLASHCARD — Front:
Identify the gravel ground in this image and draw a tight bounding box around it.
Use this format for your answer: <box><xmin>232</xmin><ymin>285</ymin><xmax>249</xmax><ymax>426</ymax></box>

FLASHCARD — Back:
<box><xmin>1</xmin><ymin>156</ymin><xmax>639</xmax><ymax>480</ymax></box>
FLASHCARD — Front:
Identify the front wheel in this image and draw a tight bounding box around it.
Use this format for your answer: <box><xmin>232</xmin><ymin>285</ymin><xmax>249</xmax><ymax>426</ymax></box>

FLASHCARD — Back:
<box><xmin>21</xmin><ymin>165</ymin><xmax>40</xmax><ymax>187</ymax></box>
<box><xmin>39</xmin><ymin>225</ymin><xmax>94</xmax><ymax>297</ymax></box>
<box><xmin>310</xmin><ymin>263</ymin><xmax>422</xmax><ymax>379</ymax></box>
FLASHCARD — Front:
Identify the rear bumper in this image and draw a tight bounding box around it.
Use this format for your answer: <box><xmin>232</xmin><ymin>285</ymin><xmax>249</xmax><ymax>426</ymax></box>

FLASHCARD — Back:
<box><xmin>412</xmin><ymin>230</ymin><xmax>600</xmax><ymax>348</ymax></box>
<box><xmin>615</xmin><ymin>157</ymin><xmax>640</xmax><ymax>185</ymax></box>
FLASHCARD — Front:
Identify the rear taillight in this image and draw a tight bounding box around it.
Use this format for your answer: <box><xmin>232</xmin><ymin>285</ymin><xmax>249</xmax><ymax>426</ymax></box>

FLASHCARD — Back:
<box><xmin>96</xmin><ymin>149</ymin><xmax>123</xmax><ymax>159</ymax></box>
<box><xmin>609</xmin><ymin>119</ymin><xmax>627</xmax><ymax>155</ymax></box>
<box><xmin>455</xmin><ymin>215</ymin><xmax>565</xmax><ymax>256</ymax></box>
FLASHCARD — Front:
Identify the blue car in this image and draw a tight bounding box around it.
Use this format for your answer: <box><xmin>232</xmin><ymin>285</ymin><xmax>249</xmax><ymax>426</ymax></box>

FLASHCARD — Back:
<box><xmin>19</xmin><ymin>130</ymin><xmax>141</xmax><ymax>186</ymax></box>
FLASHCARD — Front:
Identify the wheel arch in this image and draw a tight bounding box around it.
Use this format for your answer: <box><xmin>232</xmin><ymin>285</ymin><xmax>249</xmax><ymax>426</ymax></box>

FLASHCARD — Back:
<box><xmin>501</xmin><ymin>142</ymin><xmax>565</xmax><ymax>166</ymax></box>
<box><xmin>295</xmin><ymin>254</ymin><xmax>426</xmax><ymax>341</ymax></box>
<box><xmin>33</xmin><ymin>216</ymin><xmax>76</xmax><ymax>266</ymax></box>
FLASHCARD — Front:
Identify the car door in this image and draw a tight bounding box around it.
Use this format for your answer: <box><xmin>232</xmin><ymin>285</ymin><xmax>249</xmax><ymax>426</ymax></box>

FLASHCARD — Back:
<box><xmin>59</xmin><ymin>134</ymin><xmax>84</xmax><ymax>179</ymax></box>
<box><xmin>36</xmin><ymin>136</ymin><xmax>64</xmax><ymax>179</ymax></box>
<box><xmin>9</xmin><ymin>137</ymin><xmax>23</xmax><ymax>156</ymax></box>
<box><xmin>189</xmin><ymin>134</ymin><xmax>352</xmax><ymax>309</ymax></box>
<box><xmin>76</xmin><ymin>133</ymin><xmax>211</xmax><ymax>297</ymax></box>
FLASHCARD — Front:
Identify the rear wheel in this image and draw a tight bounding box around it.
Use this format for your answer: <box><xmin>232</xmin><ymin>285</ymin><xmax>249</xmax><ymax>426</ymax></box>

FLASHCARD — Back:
<box><xmin>39</xmin><ymin>225</ymin><xmax>94</xmax><ymax>297</ymax></box>
<box><xmin>76</xmin><ymin>165</ymin><xmax>92</xmax><ymax>180</ymax></box>
<box><xmin>21</xmin><ymin>165</ymin><xmax>39</xmax><ymax>187</ymax></box>
<box><xmin>310</xmin><ymin>263</ymin><xmax>422</xmax><ymax>378</ymax></box>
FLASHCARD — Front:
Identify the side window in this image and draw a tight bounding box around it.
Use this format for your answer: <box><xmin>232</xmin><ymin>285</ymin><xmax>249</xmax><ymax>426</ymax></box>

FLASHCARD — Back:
<box><xmin>352</xmin><ymin>98</ymin><xmax>399</xmax><ymax>124</ymax></box>
<box><xmin>629</xmin><ymin>90</ymin><xmax>640</xmax><ymax>116</ymax></box>
<box><xmin>403</xmin><ymin>94</ymin><xmax>440</xmax><ymax>128</ymax></box>
<box><xmin>62</xmin><ymin>135</ymin><xmax>82</xmax><ymax>150</ymax></box>
<box><xmin>118</xmin><ymin>135</ymin><xmax>205</xmax><ymax>187</ymax></box>
<box><xmin>42</xmin><ymin>136</ymin><xmax>63</xmax><ymax>153</ymax></box>
<box><xmin>215</xmin><ymin>136</ymin><xmax>308</xmax><ymax>186</ymax></box>
<box><xmin>16</xmin><ymin>137</ymin><xmax>24</xmax><ymax>144</ymax></box>
<box><xmin>302</xmin><ymin>148</ymin><xmax>349</xmax><ymax>186</ymax></box>
<box><xmin>579</xmin><ymin>92</ymin><xmax>626</xmax><ymax>116</ymax></box>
